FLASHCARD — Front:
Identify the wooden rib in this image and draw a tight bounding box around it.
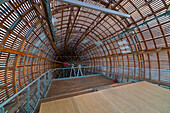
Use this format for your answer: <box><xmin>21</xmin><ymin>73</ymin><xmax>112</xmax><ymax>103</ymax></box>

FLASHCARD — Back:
<box><xmin>0</xmin><ymin>46</ymin><xmax>60</xmax><ymax>63</ymax></box>
<box><xmin>64</xmin><ymin>7</ymin><xmax>73</xmax><ymax>51</ymax></box>
<box><xmin>65</xmin><ymin>7</ymin><xmax>81</xmax><ymax>51</ymax></box>
<box><xmin>82</xmin><ymin>47</ymin><xmax>170</xmax><ymax>61</ymax></box>
<box><xmin>0</xmin><ymin>0</ymin><xmax>169</xmax><ymax>104</ymax></box>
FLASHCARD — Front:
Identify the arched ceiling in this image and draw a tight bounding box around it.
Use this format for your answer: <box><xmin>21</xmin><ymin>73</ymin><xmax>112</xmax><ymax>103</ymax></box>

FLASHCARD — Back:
<box><xmin>51</xmin><ymin>0</ymin><xmax>169</xmax><ymax>53</ymax></box>
<box><xmin>0</xmin><ymin>0</ymin><xmax>169</xmax><ymax>103</ymax></box>
<box><xmin>51</xmin><ymin>0</ymin><xmax>170</xmax><ymax>69</ymax></box>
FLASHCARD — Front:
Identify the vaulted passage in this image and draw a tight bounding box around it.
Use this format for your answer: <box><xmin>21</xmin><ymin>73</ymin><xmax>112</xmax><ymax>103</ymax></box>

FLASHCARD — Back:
<box><xmin>0</xmin><ymin>0</ymin><xmax>170</xmax><ymax>113</ymax></box>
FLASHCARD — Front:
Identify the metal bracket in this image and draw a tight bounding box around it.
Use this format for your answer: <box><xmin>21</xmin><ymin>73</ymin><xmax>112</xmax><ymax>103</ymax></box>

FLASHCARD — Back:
<box><xmin>27</xmin><ymin>87</ymin><xmax>30</xmax><ymax>113</ymax></box>
<box><xmin>0</xmin><ymin>107</ymin><xmax>4</xmax><ymax>113</ymax></box>
<box><xmin>0</xmin><ymin>0</ymin><xmax>9</xmax><ymax>4</ymax></box>
<box><xmin>25</xmin><ymin>26</ymin><xmax>36</xmax><ymax>39</ymax></box>
<box><xmin>130</xmin><ymin>36</ymin><xmax>136</xmax><ymax>46</ymax></box>
<box><xmin>10</xmin><ymin>17</ymin><xmax>22</xmax><ymax>30</ymax></box>
<box><xmin>56</xmin><ymin>9</ymin><xmax>58</xmax><ymax>13</ymax></box>
<box><xmin>42</xmin><ymin>0</ymin><xmax>56</xmax><ymax>43</ymax></box>
<box><xmin>57</xmin><ymin>0</ymin><xmax>130</xmax><ymax>18</ymax></box>
<box><xmin>14</xmin><ymin>84</ymin><xmax>18</xmax><ymax>88</ymax></box>
<box><xmin>14</xmin><ymin>68</ymin><xmax>19</xmax><ymax>71</ymax></box>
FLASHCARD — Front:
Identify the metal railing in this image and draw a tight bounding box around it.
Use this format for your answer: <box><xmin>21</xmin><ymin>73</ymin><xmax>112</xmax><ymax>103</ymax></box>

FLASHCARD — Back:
<box><xmin>52</xmin><ymin>65</ymin><xmax>102</xmax><ymax>80</ymax></box>
<box><xmin>1</xmin><ymin>65</ymin><xmax>169</xmax><ymax>113</ymax></box>
<box><xmin>0</xmin><ymin>69</ymin><xmax>53</xmax><ymax>113</ymax></box>
<box><xmin>100</xmin><ymin>65</ymin><xmax>170</xmax><ymax>88</ymax></box>
<box><xmin>0</xmin><ymin>65</ymin><xmax>102</xmax><ymax>113</ymax></box>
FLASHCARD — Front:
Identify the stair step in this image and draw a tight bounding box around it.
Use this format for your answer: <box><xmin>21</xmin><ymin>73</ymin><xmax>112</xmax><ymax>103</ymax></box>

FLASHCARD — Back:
<box><xmin>97</xmin><ymin>82</ymin><xmax>134</xmax><ymax>90</ymax></box>
<box><xmin>96</xmin><ymin>84</ymin><xmax>113</xmax><ymax>90</ymax></box>
<box><xmin>34</xmin><ymin>88</ymin><xmax>94</xmax><ymax>113</ymax></box>
<box><xmin>111</xmin><ymin>82</ymin><xmax>134</xmax><ymax>87</ymax></box>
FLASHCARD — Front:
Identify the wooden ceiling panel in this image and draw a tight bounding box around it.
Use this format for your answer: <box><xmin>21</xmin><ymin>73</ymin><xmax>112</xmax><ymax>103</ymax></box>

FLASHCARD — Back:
<box><xmin>0</xmin><ymin>0</ymin><xmax>169</xmax><ymax>104</ymax></box>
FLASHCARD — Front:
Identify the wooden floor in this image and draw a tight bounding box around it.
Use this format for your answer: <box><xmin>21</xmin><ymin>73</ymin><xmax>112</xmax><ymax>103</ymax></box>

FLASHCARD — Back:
<box><xmin>40</xmin><ymin>81</ymin><xmax>170</xmax><ymax>113</ymax></box>
<box><xmin>35</xmin><ymin>75</ymin><xmax>115</xmax><ymax>113</ymax></box>
<box><xmin>46</xmin><ymin>75</ymin><xmax>114</xmax><ymax>97</ymax></box>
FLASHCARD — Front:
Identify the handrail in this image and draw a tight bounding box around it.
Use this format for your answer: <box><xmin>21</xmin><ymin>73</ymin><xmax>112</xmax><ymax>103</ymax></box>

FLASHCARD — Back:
<box><xmin>0</xmin><ymin>69</ymin><xmax>54</xmax><ymax>113</ymax></box>
<box><xmin>53</xmin><ymin>65</ymin><xmax>100</xmax><ymax>70</ymax></box>
<box><xmin>100</xmin><ymin>65</ymin><xmax>170</xmax><ymax>87</ymax></box>
<box><xmin>52</xmin><ymin>65</ymin><xmax>102</xmax><ymax>79</ymax></box>
<box><xmin>1</xmin><ymin>65</ymin><xmax>168</xmax><ymax>112</ymax></box>
<box><xmin>52</xmin><ymin>74</ymin><xmax>101</xmax><ymax>81</ymax></box>
<box><xmin>0</xmin><ymin>66</ymin><xmax>101</xmax><ymax>112</ymax></box>
<box><xmin>102</xmin><ymin>66</ymin><xmax>170</xmax><ymax>72</ymax></box>
<box><xmin>0</xmin><ymin>70</ymin><xmax>50</xmax><ymax>108</ymax></box>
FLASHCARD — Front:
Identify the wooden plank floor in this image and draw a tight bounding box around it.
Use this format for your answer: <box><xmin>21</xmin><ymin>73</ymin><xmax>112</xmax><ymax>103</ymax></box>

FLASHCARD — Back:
<box><xmin>35</xmin><ymin>89</ymin><xmax>94</xmax><ymax>113</ymax></box>
<box><xmin>40</xmin><ymin>81</ymin><xmax>170</xmax><ymax>113</ymax></box>
<box><xmin>103</xmin><ymin>81</ymin><xmax>170</xmax><ymax>113</ymax></box>
<box><xmin>39</xmin><ymin>97</ymin><xmax>80</xmax><ymax>113</ymax></box>
<box><xmin>74</xmin><ymin>92</ymin><xmax>120</xmax><ymax>113</ymax></box>
<box><xmin>46</xmin><ymin>75</ymin><xmax>114</xmax><ymax>97</ymax></box>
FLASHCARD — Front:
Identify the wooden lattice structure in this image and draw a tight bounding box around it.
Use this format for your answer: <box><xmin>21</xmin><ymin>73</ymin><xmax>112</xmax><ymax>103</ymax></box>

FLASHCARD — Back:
<box><xmin>0</xmin><ymin>0</ymin><xmax>169</xmax><ymax>104</ymax></box>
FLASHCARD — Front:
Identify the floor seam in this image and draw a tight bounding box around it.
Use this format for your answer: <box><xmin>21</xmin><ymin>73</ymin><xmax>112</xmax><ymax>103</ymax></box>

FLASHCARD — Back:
<box><xmin>98</xmin><ymin>91</ymin><xmax>123</xmax><ymax>113</ymax></box>
<box><xmin>73</xmin><ymin>96</ymin><xmax>82</xmax><ymax>113</ymax></box>
<box><xmin>123</xmin><ymin>89</ymin><xmax>161</xmax><ymax>113</ymax></box>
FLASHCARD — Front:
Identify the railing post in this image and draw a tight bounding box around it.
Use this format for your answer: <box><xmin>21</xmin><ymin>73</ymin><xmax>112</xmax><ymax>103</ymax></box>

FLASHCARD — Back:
<box><xmin>63</xmin><ymin>69</ymin><xmax>65</xmax><ymax>77</ymax></box>
<box><xmin>107</xmin><ymin>66</ymin><xmax>110</xmax><ymax>77</ymax></box>
<box><xmin>0</xmin><ymin>107</ymin><xmax>4</xmax><ymax>113</ymax></box>
<box><xmin>117</xmin><ymin>66</ymin><xmax>121</xmax><ymax>83</ymax></box>
<box><xmin>74</xmin><ymin>67</ymin><xmax>76</xmax><ymax>76</ymax></box>
<box><xmin>111</xmin><ymin>74</ymin><xmax>114</xmax><ymax>79</ymax></box>
<box><xmin>70</xmin><ymin>68</ymin><xmax>72</xmax><ymax>77</ymax></box>
<box><xmin>77</xmin><ymin>66</ymin><xmax>80</xmax><ymax>77</ymax></box>
<box><xmin>83</xmin><ymin>68</ymin><xmax>85</xmax><ymax>75</ymax></box>
<box><xmin>37</xmin><ymin>78</ymin><xmax>40</xmax><ymax>100</ymax></box>
<box><xmin>50</xmin><ymin>69</ymin><xmax>53</xmax><ymax>80</ymax></box>
<box><xmin>100</xmin><ymin>64</ymin><xmax>103</xmax><ymax>74</ymax></box>
<box><xmin>79</xmin><ymin>65</ymin><xmax>83</xmax><ymax>76</ymax></box>
<box><xmin>132</xmin><ymin>68</ymin><xmax>134</xmax><ymax>79</ymax></box>
<box><xmin>44</xmin><ymin>74</ymin><xmax>46</xmax><ymax>97</ymax></box>
<box><xmin>149</xmin><ymin>69</ymin><xmax>152</xmax><ymax>83</ymax></box>
<box><xmin>76</xmin><ymin>65</ymin><xmax>83</xmax><ymax>76</ymax></box>
<box><xmin>27</xmin><ymin>86</ymin><xmax>30</xmax><ymax>113</ymax></box>
<box><xmin>70</xmin><ymin>64</ymin><xmax>74</xmax><ymax>77</ymax></box>
<box><xmin>48</xmin><ymin>71</ymin><xmax>50</xmax><ymax>83</ymax></box>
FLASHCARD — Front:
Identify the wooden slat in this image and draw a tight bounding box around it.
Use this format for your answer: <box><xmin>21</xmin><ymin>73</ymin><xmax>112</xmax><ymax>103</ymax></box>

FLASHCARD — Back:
<box><xmin>0</xmin><ymin>46</ymin><xmax>59</xmax><ymax>63</ymax></box>
<box><xmin>35</xmin><ymin>88</ymin><xmax>93</xmax><ymax>113</ymax></box>
<box><xmin>39</xmin><ymin>97</ymin><xmax>80</xmax><ymax>113</ymax></box>
<box><xmin>75</xmin><ymin>92</ymin><xmax>121</xmax><ymax>113</ymax></box>
<box><xmin>46</xmin><ymin>75</ymin><xmax>114</xmax><ymax>97</ymax></box>
<box><xmin>101</xmin><ymin>81</ymin><xmax>170</xmax><ymax>113</ymax></box>
<box><xmin>39</xmin><ymin>81</ymin><xmax>170</xmax><ymax>113</ymax></box>
<box><xmin>82</xmin><ymin>46</ymin><xmax>170</xmax><ymax>61</ymax></box>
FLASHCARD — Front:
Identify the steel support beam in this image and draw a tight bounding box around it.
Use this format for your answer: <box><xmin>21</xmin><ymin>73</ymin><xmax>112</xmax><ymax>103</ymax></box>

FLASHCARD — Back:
<box><xmin>42</xmin><ymin>0</ymin><xmax>56</xmax><ymax>42</ymax></box>
<box><xmin>41</xmin><ymin>0</ymin><xmax>63</xmax><ymax>59</ymax></box>
<box><xmin>57</xmin><ymin>0</ymin><xmax>130</xmax><ymax>18</ymax></box>
<box><xmin>0</xmin><ymin>0</ymin><xmax>9</xmax><ymax>4</ymax></box>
